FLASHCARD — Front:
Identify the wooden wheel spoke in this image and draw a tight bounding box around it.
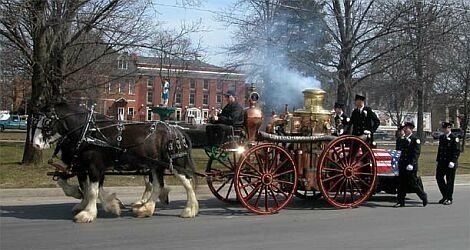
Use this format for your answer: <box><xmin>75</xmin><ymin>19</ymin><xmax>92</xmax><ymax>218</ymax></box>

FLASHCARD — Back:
<box><xmin>270</xmin><ymin>184</ymin><xmax>289</xmax><ymax>199</ymax></box>
<box><xmin>355</xmin><ymin>162</ymin><xmax>373</xmax><ymax>170</ymax></box>
<box><xmin>268</xmin><ymin>186</ymin><xmax>280</xmax><ymax>208</ymax></box>
<box><xmin>340</xmin><ymin>143</ymin><xmax>350</xmax><ymax>165</ymax></box>
<box><xmin>266</xmin><ymin>149</ymin><xmax>278</xmax><ymax>172</ymax></box>
<box><xmin>352</xmin><ymin>175</ymin><xmax>372</xmax><ymax>188</ymax></box>
<box><xmin>215</xmin><ymin>177</ymin><xmax>232</xmax><ymax>193</ymax></box>
<box><xmin>325</xmin><ymin>156</ymin><xmax>345</xmax><ymax>169</ymax></box>
<box><xmin>332</xmin><ymin>147</ymin><xmax>348</xmax><ymax>167</ymax></box>
<box><xmin>351</xmin><ymin>151</ymin><xmax>370</xmax><ymax>167</ymax></box>
<box><xmin>253</xmin><ymin>184</ymin><xmax>264</xmax><ymax>207</ymax></box>
<box><xmin>342</xmin><ymin>179</ymin><xmax>349</xmax><ymax>203</ymax></box>
<box><xmin>351</xmin><ymin>178</ymin><xmax>364</xmax><ymax>196</ymax></box>
<box><xmin>322</xmin><ymin>167</ymin><xmax>343</xmax><ymax>173</ymax></box>
<box><xmin>273</xmin><ymin>179</ymin><xmax>295</xmax><ymax>186</ymax></box>
<box><xmin>273</xmin><ymin>169</ymin><xmax>294</xmax><ymax>178</ymax></box>
<box><xmin>244</xmin><ymin>161</ymin><xmax>263</xmax><ymax>175</ymax></box>
<box><xmin>225</xmin><ymin>178</ymin><xmax>235</xmax><ymax>200</ymax></box>
<box><xmin>271</xmin><ymin>158</ymin><xmax>289</xmax><ymax>174</ymax></box>
<box><xmin>264</xmin><ymin>186</ymin><xmax>269</xmax><ymax>211</ymax></box>
<box><xmin>328</xmin><ymin>176</ymin><xmax>345</xmax><ymax>192</ymax></box>
<box><xmin>238</xmin><ymin>172</ymin><xmax>262</xmax><ymax>179</ymax></box>
<box><xmin>355</xmin><ymin>171</ymin><xmax>373</xmax><ymax>176</ymax></box>
<box><xmin>333</xmin><ymin>179</ymin><xmax>347</xmax><ymax>200</ymax></box>
<box><xmin>254</xmin><ymin>150</ymin><xmax>265</xmax><ymax>173</ymax></box>
<box><xmin>245</xmin><ymin>182</ymin><xmax>262</xmax><ymax>201</ymax></box>
<box><xmin>323</xmin><ymin>173</ymin><xmax>343</xmax><ymax>183</ymax></box>
<box><xmin>240</xmin><ymin>179</ymin><xmax>261</xmax><ymax>189</ymax></box>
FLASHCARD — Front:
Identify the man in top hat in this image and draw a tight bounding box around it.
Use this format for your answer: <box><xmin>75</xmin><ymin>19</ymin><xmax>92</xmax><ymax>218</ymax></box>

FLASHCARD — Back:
<box><xmin>436</xmin><ymin>121</ymin><xmax>461</xmax><ymax>205</ymax></box>
<box><xmin>394</xmin><ymin>122</ymin><xmax>428</xmax><ymax>207</ymax></box>
<box><xmin>205</xmin><ymin>90</ymin><xmax>244</xmax><ymax>146</ymax></box>
<box><xmin>349</xmin><ymin>94</ymin><xmax>380</xmax><ymax>144</ymax></box>
<box><xmin>332</xmin><ymin>102</ymin><xmax>349</xmax><ymax>136</ymax></box>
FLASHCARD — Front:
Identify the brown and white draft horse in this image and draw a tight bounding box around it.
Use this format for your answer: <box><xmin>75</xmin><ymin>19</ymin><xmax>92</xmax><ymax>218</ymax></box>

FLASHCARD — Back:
<box><xmin>31</xmin><ymin>102</ymin><xmax>198</xmax><ymax>223</ymax></box>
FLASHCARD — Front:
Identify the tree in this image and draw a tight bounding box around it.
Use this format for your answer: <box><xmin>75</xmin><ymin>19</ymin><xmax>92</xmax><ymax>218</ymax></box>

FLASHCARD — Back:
<box><xmin>0</xmin><ymin>0</ymin><xmax>153</xmax><ymax>164</ymax></box>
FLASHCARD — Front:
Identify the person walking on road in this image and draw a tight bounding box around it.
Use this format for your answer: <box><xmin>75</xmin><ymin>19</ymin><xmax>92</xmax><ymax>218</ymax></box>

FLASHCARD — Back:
<box><xmin>394</xmin><ymin>122</ymin><xmax>428</xmax><ymax>207</ymax></box>
<box><xmin>436</xmin><ymin>122</ymin><xmax>461</xmax><ymax>205</ymax></box>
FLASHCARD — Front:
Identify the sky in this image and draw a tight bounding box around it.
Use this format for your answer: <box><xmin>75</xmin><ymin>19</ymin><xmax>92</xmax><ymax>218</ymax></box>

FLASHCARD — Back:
<box><xmin>153</xmin><ymin>0</ymin><xmax>238</xmax><ymax>66</ymax></box>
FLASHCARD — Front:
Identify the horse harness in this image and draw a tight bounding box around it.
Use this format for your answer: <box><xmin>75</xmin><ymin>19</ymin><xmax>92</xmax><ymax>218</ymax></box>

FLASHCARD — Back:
<box><xmin>47</xmin><ymin>105</ymin><xmax>190</xmax><ymax>179</ymax></box>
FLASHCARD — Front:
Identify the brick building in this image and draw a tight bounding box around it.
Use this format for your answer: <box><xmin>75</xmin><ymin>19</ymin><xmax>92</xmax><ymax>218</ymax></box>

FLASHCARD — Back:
<box><xmin>97</xmin><ymin>53</ymin><xmax>247</xmax><ymax>122</ymax></box>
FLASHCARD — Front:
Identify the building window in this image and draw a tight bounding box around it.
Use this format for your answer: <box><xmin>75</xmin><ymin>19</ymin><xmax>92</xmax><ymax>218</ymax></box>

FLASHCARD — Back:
<box><xmin>175</xmin><ymin>92</ymin><xmax>182</xmax><ymax>105</ymax></box>
<box><xmin>147</xmin><ymin>109</ymin><xmax>152</xmax><ymax>121</ymax></box>
<box><xmin>108</xmin><ymin>82</ymin><xmax>118</xmax><ymax>93</ymax></box>
<box><xmin>217</xmin><ymin>80</ymin><xmax>223</xmax><ymax>90</ymax></box>
<box><xmin>203</xmin><ymin>94</ymin><xmax>209</xmax><ymax>105</ymax></box>
<box><xmin>147</xmin><ymin>90</ymin><xmax>153</xmax><ymax>104</ymax></box>
<box><xmin>189</xmin><ymin>92</ymin><xmax>195</xmax><ymax>105</ymax></box>
<box><xmin>216</xmin><ymin>95</ymin><xmax>222</xmax><ymax>104</ymax></box>
<box><xmin>203</xmin><ymin>79</ymin><xmax>209</xmax><ymax>90</ymax></box>
<box><xmin>190</xmin><ymin>79</ymin><xmax>196</xmax><ymax>89</ymax></box>
<box><xmin>175</xmin><ymin>108</ymin><xmax>182</xmax><ymax>121</ymax></box>
<box><xmin>128</xmin><ymin>80</ymin><xmax>135</xmax><ymax>95</ymax></box>
<box><xmin>147</xmin><ymin>78</ymin><xmax>154</xmax><ymax>88</ymax></box>
<box><xmin>128</xmin><ymin>107</ymin><xmax>134</xmax><ymax>119</ymax></box>
<box><xmin>118</xmin><ymin>82</ymin><xmax>126</xmax><ymax>93</ymax></box>
<box><xmin>117</xmin><ymin>59</ymin><xmax>128</xmax><ymax>70</ymax></box>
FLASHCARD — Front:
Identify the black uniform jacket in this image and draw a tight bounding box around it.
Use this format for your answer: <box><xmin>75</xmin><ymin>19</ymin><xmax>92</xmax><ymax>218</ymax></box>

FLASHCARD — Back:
<box><xmin>349</xmin><ymin>106</ymin><xmax>380</xmax><ymax>136</ymax></box>
<box><xmin>396</xmin><ymin>134</ymin><xmax>421</xmax><ymax>173</ymax></box>
<box><xmin>213</xmin><ymin>102</ymin><xmax>244</xmax><ymax>126</ymax></box>
<box><xmin>436</xmin><ymin>133</ymin><xmax>460</xmax><ymax>168</ymax></box>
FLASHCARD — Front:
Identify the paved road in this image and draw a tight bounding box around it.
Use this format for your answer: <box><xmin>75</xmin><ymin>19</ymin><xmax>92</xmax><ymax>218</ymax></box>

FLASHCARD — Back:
<box><xmin>1</xmin><ymin>183</ymin><xmax>469</xmax><ymax>250</ymax></box>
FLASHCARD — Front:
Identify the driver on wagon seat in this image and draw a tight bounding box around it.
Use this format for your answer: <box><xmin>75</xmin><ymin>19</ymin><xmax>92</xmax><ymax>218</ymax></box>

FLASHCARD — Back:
<box><xmin>206</xmin><ymin>90</ymin><xmax>244</xmax><ymax>146</ymax></box>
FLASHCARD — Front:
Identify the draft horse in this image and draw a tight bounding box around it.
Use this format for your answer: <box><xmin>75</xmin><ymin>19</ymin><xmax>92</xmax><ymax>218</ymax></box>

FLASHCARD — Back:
<box><xmin>31</xmin><ymin>102</ymin><xmax>199</xmax><ymax>223</ymax></box>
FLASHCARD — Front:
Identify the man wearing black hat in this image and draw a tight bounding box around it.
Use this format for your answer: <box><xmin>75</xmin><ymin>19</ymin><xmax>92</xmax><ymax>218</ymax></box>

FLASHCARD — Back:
<box><xmin>332</xmin><ymin>102</ymin><xmax>349</xmax><ymax>136</ymax></box>
<box><xmin>349</xmin><ymin>94</ymin><xmax>380</xmax><ymax>144</ymax></box>
<box><xmin>394</xmin><ymin>122</ymin><xmax>428</xmax><ymax>207</ymax></box>
<box><xmin>436</xmin><ymin>122</ymin><xmax>461</xmax><ymax>205</ymax></box>
<box><xmin>205</xmin><ymin>90</ymin><xmax>244</xmax><ymax>146</ymax></box>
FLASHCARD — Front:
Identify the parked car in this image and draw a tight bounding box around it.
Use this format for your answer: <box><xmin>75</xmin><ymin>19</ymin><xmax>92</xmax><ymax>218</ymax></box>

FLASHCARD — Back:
<box><xmin>374</xmin><ymin>130</ymin><xmax>389</xmax><ymax>140</ymax></box>
<box><xmin>432</xmin><ymin>130</ymin><xmax>443</xmax><ymax>139</ymax></box>
<box><xmin>451</xmin><ymin>128</ymin><xmax>464</xmax><ymax>139</ymax></box>
<box><xmin>0</xmin><ymin>115</ymin><xmax>27</xmax><ymax>131</ymax></box>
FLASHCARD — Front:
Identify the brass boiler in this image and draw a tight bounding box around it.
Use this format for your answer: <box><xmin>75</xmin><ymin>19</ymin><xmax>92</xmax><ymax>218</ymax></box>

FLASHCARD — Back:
<box><xmin>244</xmin><ymin>86</ymin><xmax>263</xmax><ymax>142</ymax></box>
<box><xmin>288</xmin><ymin>88</ymin><xmax>332</xmax><ymax>135</ymax></box>
<box><xmin>290</xmin><ymin>88</ymin><xmax>332</xmax><ymax>191</ymax></box>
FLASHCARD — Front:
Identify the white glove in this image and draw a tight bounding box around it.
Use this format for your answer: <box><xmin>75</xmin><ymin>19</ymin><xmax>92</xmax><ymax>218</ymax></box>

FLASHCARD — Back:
<box><xmin>364</xmin><ymin>130</ymin><xmax>371</xmax><ymax>135</ymax></box>
<box><xmin>449</xmin><ymin>162</ymin><xmax>455</xmax><ymax>168</ymax></box>
<box><xmin>339</xmin><ymin>129</ymin><xmax>344</xmax><ymax>135</ymax></box>
<box><xmin>406</xmin><ymin>165</ymin><xmax>414</xmax><ymax>171</ymax></box>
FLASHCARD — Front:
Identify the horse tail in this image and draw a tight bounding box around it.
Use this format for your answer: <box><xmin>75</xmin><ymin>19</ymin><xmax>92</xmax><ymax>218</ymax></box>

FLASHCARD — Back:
<box><xmin>177</xmin><ymin>128</ymin><xmax>198</xmax><ymax>189</ymax></box>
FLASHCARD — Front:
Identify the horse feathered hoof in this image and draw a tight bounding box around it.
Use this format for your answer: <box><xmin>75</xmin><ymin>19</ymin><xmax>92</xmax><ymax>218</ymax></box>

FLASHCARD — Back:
<box><xmin>180</xmin><ymin>202</ymin><xmax>199</xmax><ymax>218</ymax></box>
<box><xmin>102</xmin><ymin>193</ymin><xmax>123</xmax><ymax>216</ymax></box>
<box><xmin>74</xmin><ymin>210</ymin><xmax>97</xmax><ymax>223</ymax></box>
<box><xmin>132</xmin><ymin>201</ymin><xmax>155</xmax><ymax>218</ymax></box>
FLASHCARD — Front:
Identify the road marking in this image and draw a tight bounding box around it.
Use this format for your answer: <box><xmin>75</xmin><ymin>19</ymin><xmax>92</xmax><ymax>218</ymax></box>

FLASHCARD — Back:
<box><xmin>455</xmin><ymin>183</ymin><xmax>470</xmax><ymax>186</ymax></box>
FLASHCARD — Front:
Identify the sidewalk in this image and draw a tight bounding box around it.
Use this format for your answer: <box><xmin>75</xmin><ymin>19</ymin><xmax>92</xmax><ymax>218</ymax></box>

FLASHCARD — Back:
<box><xmin>1</xmin><ymin>175</ymin><xmax>469</xmax><ymax>204</ymax></box>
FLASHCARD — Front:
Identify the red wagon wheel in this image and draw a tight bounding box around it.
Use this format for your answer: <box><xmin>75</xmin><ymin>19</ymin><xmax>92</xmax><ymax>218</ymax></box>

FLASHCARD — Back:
<box><xmin>206</xmin><ymin>141</ymin><xmax>243</xmax><ymax>203</ymax></box>
<box><xmin>317</xmin><ymin>136</ymin><xmax>377</xmax><ymax>208</ymax></box>
<box><xmin>235</xmin><ymin>144</ymin><xmax>297</xmax><ymax>215</ymax></box>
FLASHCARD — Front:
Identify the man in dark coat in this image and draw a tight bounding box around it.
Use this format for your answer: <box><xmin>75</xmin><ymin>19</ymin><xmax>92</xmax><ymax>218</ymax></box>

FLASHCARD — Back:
<box><xmin>332</xmin><ymin>102</ymin><xmax>349</xmax><ymax>136</ymax></box>
<box><xmin>436</xmin><ymin>122</ymin><xmax>461</xmax><ymax>205</ymax></box>
<box><xmin>349</xmin><ymin>94</ymin><xmax>380</xmax><ymax>145</ymax></box>
<box><xmin>394</xmin><ymin>122</ymin><xmax>428</xmax><ymax>207</ymax></box>
<box><xmin>205</xmin><ymin>90</ymin><xmax>244</xmax><ymax>146</ymax></box>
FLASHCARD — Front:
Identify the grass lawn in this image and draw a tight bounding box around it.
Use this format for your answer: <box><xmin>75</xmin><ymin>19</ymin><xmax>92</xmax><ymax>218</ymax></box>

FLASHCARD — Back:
<box><xmin>1</xmin><ymin>131</ymin><xmax>469</xmax><ymax>188</ymax></box>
